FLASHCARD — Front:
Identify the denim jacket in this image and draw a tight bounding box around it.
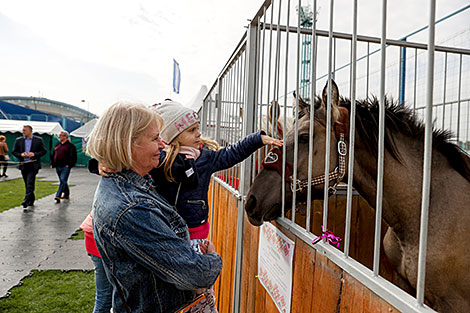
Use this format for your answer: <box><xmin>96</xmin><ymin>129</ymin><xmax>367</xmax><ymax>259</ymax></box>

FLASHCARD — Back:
<box><xmin>92</xmin><ymin>170</ymin><xmax>222</xmax><ymax>313</ymax></box>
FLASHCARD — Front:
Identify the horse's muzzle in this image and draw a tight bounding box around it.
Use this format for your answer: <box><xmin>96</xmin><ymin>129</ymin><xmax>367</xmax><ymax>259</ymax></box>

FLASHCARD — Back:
<box><xmin>245</xmin><ymin>195</ymin><xmax>264</xmax><ymax>226</ymax></box>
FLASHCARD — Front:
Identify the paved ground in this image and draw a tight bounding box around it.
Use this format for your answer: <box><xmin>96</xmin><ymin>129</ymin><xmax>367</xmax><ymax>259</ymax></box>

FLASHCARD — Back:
<box><xmin>0</xmin><ymin>167</ymin><xmax>100</xmax><ymax>298</ymax></box>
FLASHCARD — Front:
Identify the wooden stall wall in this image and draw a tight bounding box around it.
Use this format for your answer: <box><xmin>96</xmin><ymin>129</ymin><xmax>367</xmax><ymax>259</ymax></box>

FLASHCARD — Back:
<box><xmin>208</xmin><ymin>181</ymin><xmax>239</xmax><ymax>313</ymax></box>
<box><xmin>209</xmin><ymin>180</ymin><xmax>400</xmax><ymax>313</ymax></box>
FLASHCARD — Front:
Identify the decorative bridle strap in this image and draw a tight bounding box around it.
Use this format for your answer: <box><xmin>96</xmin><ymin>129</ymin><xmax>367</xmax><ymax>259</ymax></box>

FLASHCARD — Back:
<box><xmin>291</xmin><ymin>133</ymin><xmax>347</xmax><ymax>194</ymax></box>
<box><xmin>262</xmin><ymin>147</ymin><xmax>293</xmax><ymax>181</ymax></box>
<box><xmin>261</xmin><ymin>106</ymin><xmax>349</xmax><ymax>195</ymax></box>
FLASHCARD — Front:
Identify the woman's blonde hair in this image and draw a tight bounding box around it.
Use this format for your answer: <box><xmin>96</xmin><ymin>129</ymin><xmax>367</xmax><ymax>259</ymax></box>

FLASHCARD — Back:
<box><xmin>162</xmin><ymin>136</ymin><xmax>219</xmax><ymax>182</ymax></box>
<box><xmin>86</xmin><ymin>102</ymin><xmax>163</xmax><ymax>172</ymax></box>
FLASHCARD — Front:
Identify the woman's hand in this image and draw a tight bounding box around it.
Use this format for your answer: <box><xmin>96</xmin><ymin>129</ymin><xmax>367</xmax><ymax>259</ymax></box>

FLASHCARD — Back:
<box><xmin>198</xmin><ymin>240</ymin><xmax>216</xmax><ymax>254</ymax></box>
<box><xmin>261</xmin><ymin>135</ymin><xmax>283</xmax><ymax>147</ymax></box>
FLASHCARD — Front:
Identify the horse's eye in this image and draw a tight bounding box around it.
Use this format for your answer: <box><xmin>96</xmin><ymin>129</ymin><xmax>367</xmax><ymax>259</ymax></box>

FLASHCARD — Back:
<box><xmin>299</xmin><ymin>134</ymin><xmax>309</xmax><ymax>143</ymax></box>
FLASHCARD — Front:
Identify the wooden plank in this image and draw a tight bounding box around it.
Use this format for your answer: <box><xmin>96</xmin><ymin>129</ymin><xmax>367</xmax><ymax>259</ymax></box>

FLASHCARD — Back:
<box><xmin>240</xmin><ymin>216</ymin><xmax>253</xmax><ymax>313</ymax></box>
<box><xmin>247</xmin><ymin>220</ymin><xmax>264</xmax><ymax>313</ymax></box>
<box><xmin>222</xmin><ymin>193</ymin><xmax>238</xmax><ymax>313</ymax></box>
<box><xmin>218</xmin><ymin>187</ymin><xmax>230</xmax><ymax>313</ymax></box>
<box><xmin>212</xmin><ymin>182</ymin><xmax>222</xmax><ymax>304</ymax></box>
<box><xmin>290</xmin><ymin>239</ymin><xmax>316</xmax><ymax>313</ymax></box>
<box><xmin>254</xmin><ymin>276</ymin><xmax>267</xmax><ymax>313</ymax></box>
<box><xmin>312</xmin><ymin>253</ymin><xmax>343</xmax><ymax>313</ymax></box>
<box><xmin>339</xmin><ymin>272</ymin><xmax>400</xmax><ymax>313</ymax></box>
<box><xmin>264</xmin><ymin>289</ymin><xmax>279</xmax><ymax>313</ymax></box>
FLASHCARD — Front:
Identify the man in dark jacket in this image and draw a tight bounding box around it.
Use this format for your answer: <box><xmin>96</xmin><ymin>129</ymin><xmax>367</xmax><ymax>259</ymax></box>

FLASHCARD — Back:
<box><xmin>51</xmin><ymin>131</ymin><xmax>77</xmax><ymax>203</ymax></box>
<box><xmin>12</xmin><ymin>125</ymin><xmax>47</xmax><ymax>210</ymax></box>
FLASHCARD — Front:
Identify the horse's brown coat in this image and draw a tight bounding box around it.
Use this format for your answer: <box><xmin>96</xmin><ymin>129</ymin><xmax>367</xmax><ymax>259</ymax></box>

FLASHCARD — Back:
<box><xmin>245</xmin><ymin>81</ymin><xmax>470</xmax><ymax>312</ymax></box>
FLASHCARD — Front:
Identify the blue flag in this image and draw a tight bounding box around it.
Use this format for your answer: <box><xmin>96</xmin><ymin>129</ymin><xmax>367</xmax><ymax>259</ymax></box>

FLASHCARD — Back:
<box><xmin>173</xmin><ymin>59</ymin><xmax>181</xmax><ymax>94</ymax></box>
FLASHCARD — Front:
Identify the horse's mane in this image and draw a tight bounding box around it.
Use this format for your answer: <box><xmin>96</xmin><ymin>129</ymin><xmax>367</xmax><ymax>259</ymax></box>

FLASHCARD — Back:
<box><xmin>338</xmin><ymin>97</ymin><xmax>470</xmax><ymax>182</ymax></box>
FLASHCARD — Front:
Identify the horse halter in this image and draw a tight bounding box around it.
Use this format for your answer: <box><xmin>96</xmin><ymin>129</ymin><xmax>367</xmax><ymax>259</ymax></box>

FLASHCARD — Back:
<box><xmin>262</xmin><ymin>107</ymin><xmax>349</xmax><ymax>195</ymax></box>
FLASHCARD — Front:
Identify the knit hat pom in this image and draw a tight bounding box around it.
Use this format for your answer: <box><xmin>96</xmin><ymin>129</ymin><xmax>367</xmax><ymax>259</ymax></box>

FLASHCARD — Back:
<box><xmin>153</xmin><ymin>100</ymin><xmax>200</xmax><ymax>144</ymax></box>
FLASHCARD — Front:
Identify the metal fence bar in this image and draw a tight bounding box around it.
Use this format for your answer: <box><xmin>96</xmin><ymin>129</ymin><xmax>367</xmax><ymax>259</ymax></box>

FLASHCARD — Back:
<box><xmin>442</xmin><ymin>52</ymin><xmax>447</xmax><ymax>129</ymax></box>
<box><xmin>281</xmin><ymin>0</ymin><xmax>290</xmax><ymax>219</ymax></box>
<box><xmin>266</xmin><ymin>1</ymin><xmax>275</xmax><ymax>139</ymax></box>
<box><xmin>344</xmin><ymin>0</ymin><xmax>358</xmax><ymax>258</ymax></box>
<box><xmin>323</xmin><ymin>0</ymin><xmax>335</xmax><ymax>231</ymax></box>
<box><xmin>306</xmin><ymin>0</ymin><xmax>318</xmax><ymax>234</ymax></box>
<box><xmin>253</xmin><ymin>18</ymin><xmax>261</xmax><ymax>182</ymax></box>
<box><xmin>258</xmin><ymin>12</ymin><xmax>266</xmax><ymax>172</ymax></box>
<box><xmin>291</xmin><ymin>0</ymin><xmax>302</xmax><ymax>223</ymax></box>
<box><xmin>273</xmin><ymin>0</ymin><xmax>282</xmax><ymax>140</ymax></box>
<box><xmin>234</xmin><ymin>56</ymin><xmax>239</xmax><ymax>187</ymax></box>
<box><xmin>366</xmin><ymin>42</ymin><xmax>370</xmax><ymax>96</ymax></box>
<box><xmin>416</xmin><ymin>0</ymin><xmax>436</xmax><ymax>305</ymax></box>
<box><xmin>216</xmin><ymin>81</ymin><xmax>222</xmax><ymax>144</ymax></box>
<box><xmin>457</xmin><ymin>53</ymin><xmax>462</xmax><ymax>141</ymax></box>
<box><xmin>373</xmin><ymin>0</ymin><xmax>387</xmax><ymax>277</ymax></box>
<box><xmin>414</xmin><ymin>48</ymin><xmax>418</xmax><ymax>112</ymax></box>
<box><xmin>260</xmin><ymin>24</ymin><xmax>470</xmax><ymax>55</ymax></box>
<box><xmin>232</xmin><ymin>20</ymin><xmax>256</xmax><ymax>313</ymax></box>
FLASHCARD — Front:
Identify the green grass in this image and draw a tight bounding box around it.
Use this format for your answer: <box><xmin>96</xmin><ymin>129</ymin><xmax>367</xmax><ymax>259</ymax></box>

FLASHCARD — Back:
<box><xmin>0</xmin><ymin>177</ymin><xmax>58</xmax><ymax>213</ymax></box>
<box><xmin>0</xmin><ymin>270</ymin><xmax>95</xmax><ymax>313</ymax></box>
<box><xmin>70</xmin><ymin>229</ymin><xmax>85</xmax><ymax>240</ymax></box>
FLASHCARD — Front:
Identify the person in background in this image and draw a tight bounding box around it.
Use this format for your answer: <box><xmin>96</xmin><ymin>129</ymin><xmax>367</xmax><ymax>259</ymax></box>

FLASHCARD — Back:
<box><xmin>51</xmin><ymin>131</ymin><xmax>77</xmax><ymax>203</ymax></box>
<box><xmin>0</xmin><ymin>135</ymin><xmax>8</xmax><ymax>177</ymax></box>
<box><xmin>86</xmin><ymin>102</ymin><xmax>222</xmax><ymax>313</ymax></box>
<box><xmin>12</xmin><ymin>125</ymin><xmax>47</xmax><ymax>210</ymax></box>
<box><xmin>151</xmin><ymin>100</ymin><xmax>283</xmax><ymax>311</ymax></box>
<box><xmin>80</xmin><ymin>211</ymin><xmax>113</xmax><ymax>313</ymax></box>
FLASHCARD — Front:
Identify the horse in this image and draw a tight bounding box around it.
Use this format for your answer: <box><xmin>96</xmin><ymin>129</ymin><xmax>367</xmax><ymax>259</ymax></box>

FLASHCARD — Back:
<box><xmin>259</xmin><ymin>100</ymin><xmax>294</xmax><ymax>140</ymax></box>
<box><xmin>244</xmin><ymin>80</ymin><xmax>470</xmax><ymax>313</ymax></box>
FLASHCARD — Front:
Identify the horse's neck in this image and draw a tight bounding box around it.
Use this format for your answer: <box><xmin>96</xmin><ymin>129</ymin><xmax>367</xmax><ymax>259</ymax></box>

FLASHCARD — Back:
<box><xmin>353</xmin><ymin>132</ymin><xmax>470</xmax><ymax>238</ymax></box>
<box><xmin>351</xmin><ymin>133</ymin><xmax>429</xmax><ymax>235</ymax></box>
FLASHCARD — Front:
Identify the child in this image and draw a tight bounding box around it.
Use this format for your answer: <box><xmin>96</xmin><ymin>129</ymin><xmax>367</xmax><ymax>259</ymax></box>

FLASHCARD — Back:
<box><xmin>80</xmin><ymin>211</ymin><xmax>113</xmax><ymax>313</ymax></box>
<box><xmin>150</xmin><ymin>100</ymin><xmax>282</xmax><ymax>312</ymax></box>
<box><xmin>151</xmin><ymin>100</ymin><xmax>282</xmax><ymax>242</ymax></box>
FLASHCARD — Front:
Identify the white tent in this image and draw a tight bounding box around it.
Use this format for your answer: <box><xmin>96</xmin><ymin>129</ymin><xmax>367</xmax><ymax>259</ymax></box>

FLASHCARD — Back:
<box><xmin>0</xmin><ymin>120</ymin><xmax>64</xmax><ymax>135</ymax></box>
<box><xmin>187</xmin><ymin>85</ymin><xmax>208</xmax><ymax>112</ymax></box>
<box><xmin>70</xmin><ymin>118</ymin><xmax>98</xmax><ymax>138</ymax></box>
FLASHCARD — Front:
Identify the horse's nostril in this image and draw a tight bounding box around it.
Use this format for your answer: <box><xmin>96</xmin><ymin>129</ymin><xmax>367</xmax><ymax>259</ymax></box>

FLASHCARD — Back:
<box><xmin>245</xmin><ymin>195</ymin><xmax>257</xmax><ymax>212</ymax></box>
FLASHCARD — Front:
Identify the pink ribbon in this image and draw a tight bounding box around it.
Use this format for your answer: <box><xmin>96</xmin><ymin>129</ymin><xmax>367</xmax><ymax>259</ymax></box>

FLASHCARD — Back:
<box><xmin>312</xmin><ymin>225</ymin><xmax>342</xmax><ymax>248</ymax></box>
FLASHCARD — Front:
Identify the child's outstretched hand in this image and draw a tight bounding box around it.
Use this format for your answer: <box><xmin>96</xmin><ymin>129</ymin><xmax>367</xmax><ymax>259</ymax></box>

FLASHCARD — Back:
<box><xmin>261</xmin><ymin>135</ymin><xmax>283</xmax><ymax>147</ymax></box>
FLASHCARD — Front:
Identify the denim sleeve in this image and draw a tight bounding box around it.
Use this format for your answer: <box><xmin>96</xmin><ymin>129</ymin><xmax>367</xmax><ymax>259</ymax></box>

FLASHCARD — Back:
<box><xmin>210</xmin><ymin>130</ymin><xmax>265</xmax><ymax>173</ymax></box>
<box><xmin>115</xmin><ymin>204</ymin><xmax>222</xmax><ymax>291</ymax></box>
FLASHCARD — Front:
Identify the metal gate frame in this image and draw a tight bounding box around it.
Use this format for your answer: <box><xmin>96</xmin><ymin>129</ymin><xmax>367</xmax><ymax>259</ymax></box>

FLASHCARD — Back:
<box><xmin>201</xmin><ymin>1</ymin><xmax>470</xmax><ymax>312</ymax></box>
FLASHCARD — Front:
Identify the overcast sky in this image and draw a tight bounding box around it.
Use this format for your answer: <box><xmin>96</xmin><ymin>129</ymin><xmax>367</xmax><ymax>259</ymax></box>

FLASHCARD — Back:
<box><xmin>0</xmin><ymin>0</ymin><xmax>468</xmax><ymax>116</ymax></box>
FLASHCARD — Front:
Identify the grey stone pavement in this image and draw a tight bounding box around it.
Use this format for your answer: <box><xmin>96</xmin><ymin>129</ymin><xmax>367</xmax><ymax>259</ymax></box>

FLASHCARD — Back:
<box><xmin>0</xmin><ymin>167</ymin><xmax>100</xmax><ymax>298</ymax></box>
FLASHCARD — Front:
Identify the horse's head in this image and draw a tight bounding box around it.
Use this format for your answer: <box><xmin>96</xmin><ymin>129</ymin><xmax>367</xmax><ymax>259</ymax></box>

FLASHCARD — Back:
<box><xmin>245</xmin><ymin>80</ymin><xmax>349</xmax><ymax>226</ymax></box>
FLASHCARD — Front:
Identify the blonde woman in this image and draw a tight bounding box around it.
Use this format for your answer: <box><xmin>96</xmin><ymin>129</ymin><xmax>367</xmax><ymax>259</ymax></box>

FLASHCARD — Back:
<box><xmin>151</xmin><ymin>100</ymin><xmax>282</xmax><ymax>311</ymax></box>
<box><xmin>86</xmin><ymin>102</ymin><xmax>222</xmax><ymax>313</ymax></box>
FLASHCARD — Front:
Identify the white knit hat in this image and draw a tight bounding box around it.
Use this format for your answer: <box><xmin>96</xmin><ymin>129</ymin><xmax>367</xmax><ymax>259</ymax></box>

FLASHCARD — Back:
<box><xmin>153</xmin><ymin>100</ymin><xmax>200</xmax><ymax>144</ymax></box>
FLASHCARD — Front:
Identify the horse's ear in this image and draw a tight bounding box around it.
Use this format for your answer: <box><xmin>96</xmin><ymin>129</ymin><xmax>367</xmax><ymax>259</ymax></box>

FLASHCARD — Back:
<box><xmin>293</xmin><ymin>91</ymin><xmax>310</xmax><ymax>117</ymax></box>
<box><xmin>321</xmin><ymin>79</ymin><xmax>340</xmax><ymax>121</ymax></box>
<box><xmin>269</xmin><ymin>100</ymin><xmax>280</xmax><ymax>123</ymax></box>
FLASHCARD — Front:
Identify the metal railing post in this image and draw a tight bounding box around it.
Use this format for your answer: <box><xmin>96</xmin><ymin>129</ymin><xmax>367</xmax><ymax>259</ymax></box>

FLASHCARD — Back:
<box><xmin>215</xmin><ymin>81</ymin><xmax>222</xmax><ymax>144</ymax></box>
<box><xmin>232</xmin><ymin>20</ymin><xmax>258</xmax><ymax>313</ymax></box>
<box><xmin>417</xmin><ymin>0</ymin><xmax>436</xmax><ymax>306</ymax></box>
